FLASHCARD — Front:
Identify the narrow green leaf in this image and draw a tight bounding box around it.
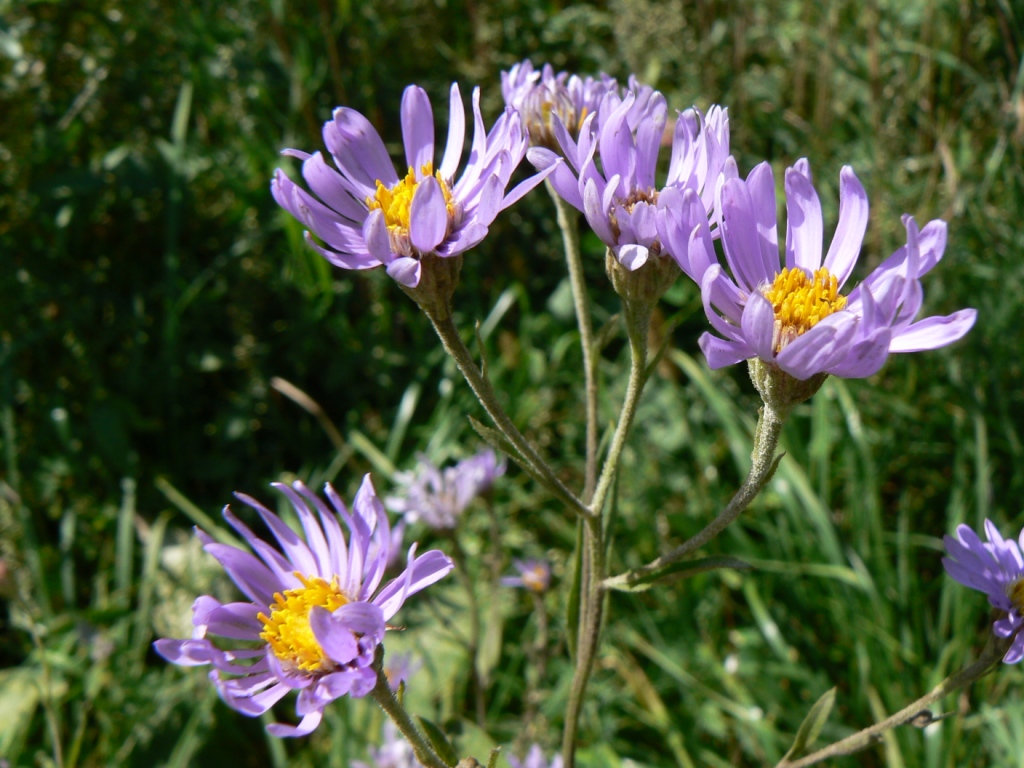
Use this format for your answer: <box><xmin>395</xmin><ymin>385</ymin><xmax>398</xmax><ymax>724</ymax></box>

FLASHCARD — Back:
<box><xmin>603</xmin><ymin>556</ymin><xmax>752</xmax><ymax>592</ymax></box>
<box><xmin>783</xmin><ymin>687</ymin><xmax>837</xmax><ymax>760</ymax></box>
<box><xmin>115</xmin><ymin>477</ymin><xmax>136</xmax><ymax>599</ymax></box>
<box><xmin>486</xmin><ymin>747</ymin><xmax>502</xmax><ymax>768</ymax></box>
<box><xmin>417</xmin><ymin>716</ymin><xmax>459</xmax><ymax>767</ymax></box>
<box><xmin>348</xmin><ymin>429</ymin><xmax>396</xmax><ymax>477</ymax></box>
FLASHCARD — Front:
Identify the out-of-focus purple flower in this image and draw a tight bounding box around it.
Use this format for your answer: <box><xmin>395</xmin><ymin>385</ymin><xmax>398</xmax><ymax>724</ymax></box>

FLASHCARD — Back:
<box><xmin>353</xmin><ymin>721</ymin><xmax>423</xmax><ymax>768</ymax></box>
<box><xmin>272</xmin><ymin>84</ymin><xmax>556</xmax><ymax>289</ymax></box>
<box><xmin>944</xmin><ymin>520</ymin><xmax>1024</xmax><ymax>663</ymax></box>
<box><xmin>509</xmin><ymin>744</ymin><xmax>563</xmax><ymax>768</ymax></box>
<box><xmin>689</xmin><ymin>159</ymin><xmax>976</xmax><ymax>380</ymax></box>
<box><xmin>387</xmin><ymin>449</ymin><xmax>506</xmax><ymax>530</ymax></box>
<box><xmin>154</xmin><ymin>476</ymin><xmax>454</xmax><ymax>737</ymax></box>
<box><xmin>383</xmin><ymin>651</ymin><xmax>421</xmax><ymax>691</ymax></box>
<box><xmin>501</xmin><ymin>559</ymin><xmax>552</xmax><ymax>593</ymax></box>
<box><xmin>530</xmin><ymin>84</ymin><xmax>729</xmax><ymax>274</ymax></box>
<box><xmin>501</xmin><ymin>60</ymin><xmax>618</xmax><ymax>148</ymax></box>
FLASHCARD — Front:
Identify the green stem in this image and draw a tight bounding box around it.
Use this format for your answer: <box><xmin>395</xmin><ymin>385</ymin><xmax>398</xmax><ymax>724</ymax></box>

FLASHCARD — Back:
<box><xmin>370</xmin><ymin>663</ymin><xmax>451</xmax><ymax>768</ymax></box>
<box><xmin>562</xmin><ymin>307</ymin><xmax>649</xmax><ymax>768</ymax></box>
<box><xmin>561</xmin><ymin>515</ymin><xmax>604</xmax><ymax>768</ymax></box>
<box><xmin>777</xmin><ymin>634</ymin><xmax>1011</xmax><ymax>767</ymax></box>
<box><xmin>601</xmin><ymin>401</ymin><xmax>788</xmax><ymax>590</ymax></box>
<box><xmin>590</xmin><ymin>304</ymin><xmax>650</xmax><ymax>519</ymax></box>
<box><xmin>425</xmin><ymin>311</ymin><xmax>590</xmax><ymax>519</ymax></box>
<box><xmin>547</xmin><ymin>181</ymin><xmax>599</xmax><ymax>503</ymax></box>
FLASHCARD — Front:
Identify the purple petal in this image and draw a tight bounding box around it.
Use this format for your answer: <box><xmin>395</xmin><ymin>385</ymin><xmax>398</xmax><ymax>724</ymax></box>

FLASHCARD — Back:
<box><xmin>301</xmin><ymin>152</ymin><xmax>368</xmax><ymax>224</ymax></box>
<box><xmin>202</xmin><ymin>542</ymin><xmax>279</xmax><ymax>605</ymax></box>
<box><xmin>221</xmin><ymin>680</ymin><xmax>292</xmax><ymax>717</ymax></box>
<box><xmin>889</xmin><ymin>309</ymin><xmax>977</xmax><ymax>353</ymax></box>
<box><xmin>154</xmin><ymin>638</ymin><xmax>218</xmax><ymax>667</ymax></box>
<box><xmin>409</xmin><ymin>176</ymin><xmax>448</xmax><ymax>253</ymax></box>
<box><xmin>439</xmin><ymin>83</ymin><xmax>466</xmax><ymax>180</ymax></box>
<box><xmin>583</xmin><ymin>178</ymin><xmax>616</xmax><ymax>245</ymax></box>
<box><xmin>309</xmin><ymin>606</ymin><xmax>359</xmax><ymax>665</ymax></box>
<box><xmin>326</xmin><ymin>108</ymin><xmax>398</xmax><ymax>192</ymax></box>
<box><xmin>741</xmin><ymin>291</ymin><xmax>777</xmax><ymax>362</ymax></box>
<box><xmin>363</xmin><ymin>209</ymin><xmax>395</xmax><ymax>265</ymax></box>
<box><xmin>823</xmin><ymin>166</ymin><xmax>868</xmax><ymax>286</ymax></box>
<box><xmin>501</xmin><ymin>160</ymin><xmax>558</xmax><ymax>211</ymax></box>
<box><xmin>744</xmin><ymin>162</ymin><xmax>780</xmax><ymax>280</ymax></box>
<box><xmin>720</xmin><ymin>178</ymin><xmax>772</xmax><ymax>291</ymax></box>
<box><xmin>826</xmin><ymin>327</ymin><xmax>891</xmax><ymax>378</ymax></box>
<box><xmin>206</xmin><ymin>603</ymin><xmax>264</xmax><ymax>640</ymax></box>
<box><xmin>473</xmin><ymin>175</ymin><xmax>506</xmax><ymax>229</ymax></box>
<box><xmin>332</xmin><ymin>602</ymin><xmax>386</xmax><ymax>641</ymax></box>
<box><xmin>233</xmin><ymin>493</ymin><xmax>318</xmax><ymax>576</ymax></box>
<box><xmin>529</xmin><ymin>148</ymin><xmax>582</xmax><ymax>211</ymax></box>
<box><xmin>266</xmin><ymin>710</ymin><xmax>323</xmax><ymax>738</ymax></box>
<box><xmin>373</xmin><ymin>547</ymin><xmax>454</xmax><ymax>621</ymax></box>
<box><xmin>698</xmin><ymin>332</ymin><xmax>753</xmax><ymax>369</ymax></box>
<box><xmin>386</xmin><ymin>257</ymin><xmax>422</xmax><ymax>288</ymax></box>
<box><xmin>784</xmin><ymin>163</ymin><xmax>823</xmax><ymax>272</ymax></box>
<box><xmin>618</xmin><ymin>244</ymin><xmax>649</xmax><ymax>271</ymax></box>
<box><xmin>401</xmin><ymin>86</ymin><xmax>434</xmax><ymax>174</ymax></box>
<box><xmin>271</xmin><ymin>483</ymin><xmax>332</xmax><ymax>577</ymax></box>
<box><xmin>1004</xmin><ymin>635</ymin><xmax>1024</xmax><ymax>665</ymax></box>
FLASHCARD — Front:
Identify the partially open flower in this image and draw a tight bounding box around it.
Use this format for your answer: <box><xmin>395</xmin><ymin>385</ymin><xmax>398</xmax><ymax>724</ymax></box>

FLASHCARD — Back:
<box><xmin>154</xmin><ymin>476</ymin><xmax>453</xmax><ymax>736</ymax></box>
<box><xmin>272</xmin><ymin>84</ymin><xmax>555</xmax><ymax>293</ymax></box>
<box><xmin>501</xmin><ymin>60</ymin><xmax>618</xmax><ymax>149</ymax></box>
<box><xmin>690</xmin><ymin>159</ymin><xmax>976</xmax><ymax>381</ymax></box>
<box><xmin>944</xmin><ymin>520</ymin><xmax>1024</xmax><ymax>663</ymax></box>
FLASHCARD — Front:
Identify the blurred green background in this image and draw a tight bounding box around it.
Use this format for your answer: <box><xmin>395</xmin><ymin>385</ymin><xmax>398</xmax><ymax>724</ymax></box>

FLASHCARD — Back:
<box><xmin>2</xmin><ymin>0</ymin><xmax>1023</xmax><ymax>765</ymax></box>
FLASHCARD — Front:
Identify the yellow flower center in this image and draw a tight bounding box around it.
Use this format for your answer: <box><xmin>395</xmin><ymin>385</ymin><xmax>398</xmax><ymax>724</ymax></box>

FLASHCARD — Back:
<box><xmin>367</xmin><ymin>162</ymin><xmax>457</xmax><ymax>235</ymax></box>
<box><xmin>763</xmin><ymin>267</ymin><xmax>847</xmax><ymax>352</ymax></box>
<box><xmin>1007</xmin><ymin>578</ymin><xmax>1024</xmax><ymax>614</ymax></box>
<box><xmin>521</xmin><ymin>566</ymin><xmax>548</xmax><ymax>593</ymax></box>
<box><xmin>257</xmin><ymin>573</ymin><xmax>349</xmax><ymax>673</ymax></box>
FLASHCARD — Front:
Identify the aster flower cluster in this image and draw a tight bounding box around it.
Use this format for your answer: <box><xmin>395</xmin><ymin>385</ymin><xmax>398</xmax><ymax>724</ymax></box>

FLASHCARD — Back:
<box><xmin>387</xmin><ymin>449</ymin><xmax>507</xmax><ymax>530</ymax></box>
<box><xmin>155</xmin><ymin>476</ymin><xmax>453</xmax><ymax>736</ymax></box>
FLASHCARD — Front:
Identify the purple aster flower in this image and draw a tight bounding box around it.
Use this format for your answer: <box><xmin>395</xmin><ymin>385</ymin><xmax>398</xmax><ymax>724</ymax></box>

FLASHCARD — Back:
<box><xmin>686</xmin><ymin>159</ymin><xmax>977</xmax><ymax>380</ymax></box>
<box><xmin>387</xmin><ymin>449</ymin><xmax>507</xmax><ymax>530</ymax></box>
<box><xmin>353</xmin><ymin>721</ymin><xmax>423</xmax><ymax>768</ymax></box>
<box><xmin>501</xmin><ymin>558</ymin><xmax>552</xmax><ymax>593</ymax></box>
<box><xmin>530</xmin><ymin>86</ymin><xmax>730</xmax><ymax>274</ymax></box>
<box><xmin>943</xmin><ymin>520</ymin><xmax>1024</xmax><ymax>663</ymax></box>
<box><xmin>509</xmin><ymin>744</ymin><xmax>563</xmax><ymax>768</ymax></box>
<box><xmin>154</xmin><ymin>476</ymin><xmax>454</xmax><ymax>737</ymax></box>
<box><xmin>501</xmin><ymin>59</ymin><xmax>619</xmax><ymax>148</ymax></box>
<box><xmin>272</xmin><ymin>83</ymin><xmax>555</xmax><ymax>289</ymax></box>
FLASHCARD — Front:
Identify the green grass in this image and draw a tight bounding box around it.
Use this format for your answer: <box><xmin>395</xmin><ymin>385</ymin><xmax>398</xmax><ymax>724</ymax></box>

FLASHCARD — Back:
<box><xmin>2</xmin><ymin>0</ymin><xmax>1023</xmax><ymax>765</ymax></box>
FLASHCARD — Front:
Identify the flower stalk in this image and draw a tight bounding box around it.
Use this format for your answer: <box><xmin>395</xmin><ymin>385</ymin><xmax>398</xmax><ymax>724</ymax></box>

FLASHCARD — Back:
<box><xmin>547</xmin><ymin>181</ymin><xmax>599</xmax><ymax>502</ymax></box>
<box><xmin>776</xmin><ymin>631</ymin><xmax>1015</xmax><ymax>767</ymax></box>
<box><xmin>370</xmin><ymin>661</ymin><xmax>452</xmax><ymax>768</ymax></box>
<box><xmin>423</xmin><ymin>307</ymin><xmax>591</xmax><ymax>519</ymax></box>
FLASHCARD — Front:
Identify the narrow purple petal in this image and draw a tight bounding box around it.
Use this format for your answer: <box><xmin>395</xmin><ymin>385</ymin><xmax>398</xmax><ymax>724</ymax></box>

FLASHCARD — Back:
<box><xmin>373</xmin><ymin>547</ymin><xmax>454</xmax><ymax>621</ymax></box>
<box><xmin>266</xmin><ymin>710</ymin><xmax>323</xmax><ymax>738</ymax></box>
<box><xmin>889</xmin><ymin>309</ymin><xmax>977</xmax><ymax>353</ymax></box>
<box><xmin>206</xmin><ymin>603</ymin><xmax>264</xmax><ymax>640</ymax></box>
<box><xmin>583</xmin><ymin>178</ymin><xmax>616</xmax><ymax>245</ymax></box>
<box><xmin>439</xmin><ymin>83</ymin><xmax>465</xmax><ymax>180</ymax></box>
<box><xmin>332</xmin><ymin>602</ymin><xmax>386</xmax><ymax>641</ymax></box>
<box><xmin>744</xmin><ymin>162</ymin><xmax>780</xmax><ymax>280</ymax></box>
<box><xmin>698</xmin><ymin>332</ymin><xmax>754</xmax><ymax>369</ymax></box>
<box><xmin>784</xmin><ymin>164</ymin><xmax>823</xmax><ymax>272</ymax></box>
<box><xmin>363</xmin><ymin>209</ymin><xmax>395</xmax><ymax>265</ymax></box>
<box><xmin>409</xmin><ymin>176</ymin><xmax>448</xmax><ymax>253</ymax></box>
<box><xmin>386</xmin><ymin>257</ymin><xmax>422</xmax><ymax>288</ymax></box>
<box><xmin>401</xmin><ymin>86</ymin><xmax>434</xmax><ymax>174</ymax></box>
<box><xmin>720</xmin><ymin>178</ymin><xmax>772</xmax><ymax>291</ymax></box>
<box><xmin>823</xmin><ymin>166</ymin><xmax>868</xmax><ymax>286</ymax></box>
<box><xmin>826</xmin><ymin>327</ymin><xmax>892</xmax><ymax>378</ymax></box>
<box><xmin>309</xmin><ymin>606</ymin><xmax>359</xmax><ymax>664</ymax></box>
<box><xmin>202</xmin><ymin>542</ymin><xmax>279</xmax><ymax>605</ymax></box>
<box><xmin>741</xmin><ymin>292</ymin><xmax>777</xmax><ymax>361</ymax></box>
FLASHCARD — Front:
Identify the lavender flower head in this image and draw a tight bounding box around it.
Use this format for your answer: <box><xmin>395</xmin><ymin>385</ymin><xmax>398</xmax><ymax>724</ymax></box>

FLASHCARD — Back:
<box><xmin>944</xmin><ymin>520</ymin><xmax>1024</xmax><ymax>663</ymax></box>
<box><xmin>501</xmin><ymin>558</ymin><xmax>552</xmax><ymax>593</ymax></box>
<box><xmin>154</xmin><ymin>476</ymin><xmax>454</xmax><ymax>736</ymax></box>
<box><xmin>353</xmin><ymin>721</ymin><xmax>422</xmax><ymax>768</ymax></box>
<box><xmin>501</xmin><ymin>59</ymin><xmax>618</xmax><ymax>148</ymax></box>
<box><xmin>272</xmin><ymin>83</ymin><xmax>555</xmax><ymax>290</ymax></box>
<box><xmin>530</xmin><ymin>83</ymin><xmax>730</xmax><ymax>278</ymax></box>
<box><xmin>387</xmin><ymin>449</ymin><xmax>507</xmax><ymax>530</ymax></box>
<box><xmin>686</xmin><ymin>159</ymin><xmax>976</xmax><ymax>381</ymax></box>
<box><xmin>509</xmin><ymin>744</ymin><xmax>564</xmax><ymax>768</ymax></box>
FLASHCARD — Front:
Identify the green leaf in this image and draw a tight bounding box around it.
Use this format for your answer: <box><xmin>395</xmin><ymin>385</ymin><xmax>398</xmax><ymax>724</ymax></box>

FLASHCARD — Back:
<box><xmin>783</xmin><ymin>687</ymin><xmax>837</xmax><ymax>760</ymax></box>
<box><xmin>602</xmin><ymin>556</ymin><xmax>753</xmax><ymax>592</ymax></box>
<box><xmin>417</xmin><ymin>716</ymin><xmax>459</xmax><ymax>767</ymax></box>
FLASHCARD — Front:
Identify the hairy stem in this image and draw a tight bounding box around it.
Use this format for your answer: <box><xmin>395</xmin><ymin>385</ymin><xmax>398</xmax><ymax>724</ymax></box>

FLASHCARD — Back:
<box><xmin>777</xmin><ymin>634</ymin><xmax>1011</xmax><ymax>767</ymax></box>
<box><xmin>425</xmin><ymin>311</ymin><xmax>590</xmax><ymax>519</ymax></box>
<box><xmin>602</xmin><ymin>401</ymin><xmax>788</xmax><ymax>590</ymax></box>
<box><xmin>371</xmin><ymin>662</ymin><xmax>451</xmax><ymax>768</ymax></box>
<box><xmin>547</xmin><ymin>181</ymin><xmax>599</xmax><ymax>502</ymax></box>
<box><xmin>562</xmin><ymin>308</ymin><xmax>649</xmax><ymax>768</ymax></box>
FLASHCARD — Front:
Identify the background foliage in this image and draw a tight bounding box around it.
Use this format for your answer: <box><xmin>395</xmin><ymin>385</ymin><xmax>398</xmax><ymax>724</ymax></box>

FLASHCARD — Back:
<box><xmin>1</xmin><ymin>0</ymin><xmax>1023</xmax><ymax>766</ymax></box>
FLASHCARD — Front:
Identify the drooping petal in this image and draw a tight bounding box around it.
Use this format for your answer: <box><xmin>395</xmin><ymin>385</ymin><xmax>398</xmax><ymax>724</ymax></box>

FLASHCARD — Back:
<box><xmin>266</xmin><ymin>710</ymin><xmax>324</xmax><ymax>738</ymax></box>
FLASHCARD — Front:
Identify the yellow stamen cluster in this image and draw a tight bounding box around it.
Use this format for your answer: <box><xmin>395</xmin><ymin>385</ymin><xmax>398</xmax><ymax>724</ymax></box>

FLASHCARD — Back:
<box><xmin>1008</xmin><ymin>578</ymin><xmax>1024</xmax><ymax>614</ymax></box>
<box><xmin>367</xmin><ymin>162</ymin><xmax>456</xmax><ymax>234</ymax></box>
<box><xmin>763</xmin><ymin>267</ymin><xmax>847</xmax><ymax>351</ymax></box>
<box><xmin>257</xmin><ymin>573</ymin><xmax>349</xmax><ymax>673</ymax></box>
